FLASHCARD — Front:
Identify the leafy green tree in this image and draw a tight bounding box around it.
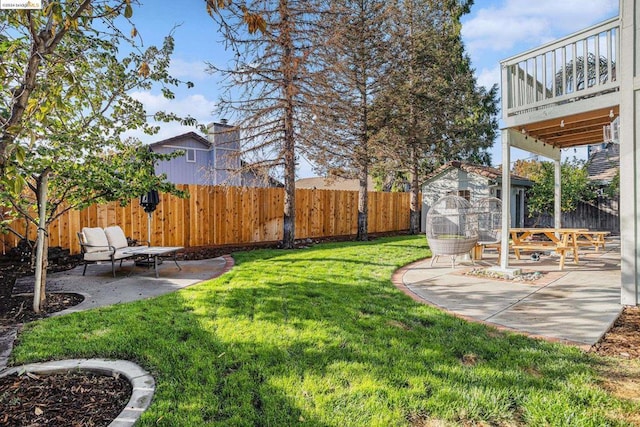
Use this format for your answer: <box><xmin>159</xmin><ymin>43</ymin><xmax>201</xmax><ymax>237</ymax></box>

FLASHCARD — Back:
<box><xmin>0</xmin><ymin>1</ymin><xmax>190</xmax><ymax>312</ymax></box>
<box><xmin>512</xmin><ymin>158</ymin><xmax>543</xmax><ymax>178</ymax></box>
<box><xmin>525</xmin><ymin>159</ymin><xmax>597</xmax><ymax>222</ymax></box>
<box><xmin>604</xmin><ymin>168</ymin><xmax>620</xmax><ymax>199</ymax></box>
<box><xmin>373</xmin><ymin>0</ymin><xmax>497</xmax><ymax>233</ymax></box>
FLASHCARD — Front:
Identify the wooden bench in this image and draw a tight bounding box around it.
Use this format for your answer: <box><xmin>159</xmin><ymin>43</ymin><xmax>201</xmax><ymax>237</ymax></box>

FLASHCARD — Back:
<box><xmin>573</xmin><ymin>231</ymin><xmax>610</xmax><ymax>252</ymax></box>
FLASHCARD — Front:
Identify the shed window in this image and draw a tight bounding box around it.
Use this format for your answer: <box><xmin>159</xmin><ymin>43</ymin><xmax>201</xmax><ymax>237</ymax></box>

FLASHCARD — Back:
<box><xmin>448</xmin><ymin>190</ymin><xmax>470</xmax><ymax>201</ymax></box>
<box><xmin>186</xmin><ymin>149</ymin><xmax>196</xmax><ymax>163</ymax></box>
<box><xmin>458</xmin><ymin>190</ymin><xmax>470</xmax><ymax>201</ymax></box>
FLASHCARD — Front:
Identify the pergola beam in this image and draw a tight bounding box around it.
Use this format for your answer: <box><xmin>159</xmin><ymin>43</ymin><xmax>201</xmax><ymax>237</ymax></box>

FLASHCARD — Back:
<box><xmin>507</xmin><ymin>129</ymin><xmax>561</xmax><ymax>161</ymax></box>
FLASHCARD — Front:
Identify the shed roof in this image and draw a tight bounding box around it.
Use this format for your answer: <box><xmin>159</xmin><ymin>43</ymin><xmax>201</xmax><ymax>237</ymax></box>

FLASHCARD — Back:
<box><xmin>424</xmin><ymin>161</ymin><xmax>532</xmax><ymax>187</ymax></box>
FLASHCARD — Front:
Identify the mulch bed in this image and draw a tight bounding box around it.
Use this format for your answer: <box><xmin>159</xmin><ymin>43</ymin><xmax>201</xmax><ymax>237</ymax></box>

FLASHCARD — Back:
<box><xmin>591</xmin><ymin>306</ymin><xmax>640</xmax><ymax>359</ymax></box>
<box><xmin>0</xmin><ymin>293</ymin><xmax>84</xmax><ymax>326</ymax></box>
<box><xmin>0</xmin><ymin>371</ymin><xmax>131</xmax><ymax>426</ymax></box>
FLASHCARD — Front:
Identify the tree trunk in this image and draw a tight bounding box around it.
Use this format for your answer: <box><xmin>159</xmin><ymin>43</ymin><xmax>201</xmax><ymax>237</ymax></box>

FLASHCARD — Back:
<box><xmin>283</xmin><ymin>165</ymin><xmax>295</xmax><ymax>249</ymax></box>
<box><xmin>33</xmin><ymin>171</ymin><xmax>50</xmax><ymax>313</ymax></box>
<box><xmin>281</xmin><ymin>0</ymin><xmax>296</xmax><ymax>249</ymax></box>
<box><xmin>357</xmin><ymin>166</ymin><xmax>368</xmax><ymax>241</ymax></box>
<box><xmin>409</xmin><ymin>158</ymin><xmax>421</xmax><ymax>234</ymax></box>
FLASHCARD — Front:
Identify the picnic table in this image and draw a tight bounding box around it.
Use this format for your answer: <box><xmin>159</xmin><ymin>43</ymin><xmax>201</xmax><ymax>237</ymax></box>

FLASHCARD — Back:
<box><xmin>508</xmin><ymin>228</ymin><xmax>611</xmax><ymax>270</ymax></box>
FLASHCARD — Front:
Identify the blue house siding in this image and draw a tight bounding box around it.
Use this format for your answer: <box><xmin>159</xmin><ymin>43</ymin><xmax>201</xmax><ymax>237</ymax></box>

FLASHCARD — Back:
<box><xmin>151</xmin><ymin>133</ymin><xmax>212</xmax><ymax>185</ymax></box>
<box><xmin>149</xmin><ymin>123</ymin><xmax>280</xmax><ymax>187</ymax></box>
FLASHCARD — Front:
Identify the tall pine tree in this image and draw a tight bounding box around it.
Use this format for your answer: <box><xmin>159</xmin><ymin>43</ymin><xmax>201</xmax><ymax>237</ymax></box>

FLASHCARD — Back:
<box><xmin>374</xmin><ymin>0</ymin><xmax>498</xmax><ymax>233</ymax></box>
<box><xmin>208</xmin><ymin>0</ymin><xmax>324</xmax><ymax>248</ymax></box>
<box><xmin>301</xmin><ymin>0</ymin><xmax>391</xmax><ymax>240</ymax></box>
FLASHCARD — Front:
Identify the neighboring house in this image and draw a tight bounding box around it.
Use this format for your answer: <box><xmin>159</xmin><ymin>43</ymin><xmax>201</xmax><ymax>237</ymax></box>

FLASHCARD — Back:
<box><xmin>582</xmin><ymin>142</ymin><xmax>620</xmax><ymax>232</ymax></box>
<box><xmin>421</xmin><ymin>161</ymin><xmax>532</xmax><ymax>232</ymax></box>
<box><xmin>587</xmin><ymin>143</ymin><xmax>619</xmax><ymax>189</ymax></box>
<box><xmin>150</xmin><ymin>121</ymin><xmax>281</xmax><ymax>187</ymax></box>
<box><xmin>295</xmin><ymin>176</ymin><xmax>375</xmax><ymax>191</ymax></box>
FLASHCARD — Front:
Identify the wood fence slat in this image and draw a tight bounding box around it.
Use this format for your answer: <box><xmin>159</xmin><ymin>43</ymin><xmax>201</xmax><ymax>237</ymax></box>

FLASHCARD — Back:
<box><xmin>5</xmin><ymin>186</ymin><xmax>417</xmax><ymax>254</ymax></box>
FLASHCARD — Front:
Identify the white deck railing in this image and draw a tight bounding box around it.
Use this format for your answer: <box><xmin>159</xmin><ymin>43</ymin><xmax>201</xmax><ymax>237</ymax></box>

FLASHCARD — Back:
<box><xmin>501</xmin><ymin>17</ymin><xmax>620</xmax><ymax>118</ymax></box>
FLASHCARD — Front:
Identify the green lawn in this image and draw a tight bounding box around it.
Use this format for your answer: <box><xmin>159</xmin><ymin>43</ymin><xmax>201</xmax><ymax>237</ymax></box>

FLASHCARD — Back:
<box><xmin>10</xmin><ymin>236</ymin><xmax>638</xmax><ymax>426</ymax></box>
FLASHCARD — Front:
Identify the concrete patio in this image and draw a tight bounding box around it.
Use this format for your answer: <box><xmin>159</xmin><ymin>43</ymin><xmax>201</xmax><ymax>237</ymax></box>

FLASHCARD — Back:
<box><xmin>394</xmin><ymin>237</ymin><xmax>622</xmax><ymax>348</ymax></box>
<box><xmin>11</xmin><ymin>255</ymin><xmax>233</xmax><ymax>314</ymax></box>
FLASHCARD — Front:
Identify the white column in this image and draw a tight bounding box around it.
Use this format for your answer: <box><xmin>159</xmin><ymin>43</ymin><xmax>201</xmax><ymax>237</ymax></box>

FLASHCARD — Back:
<box><xmin>554</xmin><ymin>158</ymin><xmax>562</xmax><ymax>228</ymax></box>
<box><xmin>619</xmin><ymin>0</ymin><xmax>639</xmax><ymax>306</ymax></box>
<box><xmin>500</xmin><ymin>130</ymin><xmax>512</xmax><ymax>270</ymax></box>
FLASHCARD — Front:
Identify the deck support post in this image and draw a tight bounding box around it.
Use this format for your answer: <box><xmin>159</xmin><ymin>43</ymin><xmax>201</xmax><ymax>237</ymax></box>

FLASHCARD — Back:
<box><xmin>554</xmin><ymin>159</ymin><xmax>562</xmax><ymax>229</ymax></box>
<box><xmin>619</xmin><ymin>0</ymin><xmax>639</xmax><ymax>306</ymax></box>
<box><xmin>499</xmin><ymin>131</ymin><xmax>512</xmax><ymax>271</ymax></box>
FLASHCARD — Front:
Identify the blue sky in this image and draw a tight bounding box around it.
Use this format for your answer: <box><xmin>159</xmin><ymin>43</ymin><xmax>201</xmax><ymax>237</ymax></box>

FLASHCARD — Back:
<box><xmin>127</xmin><ymin>0</ymin><xmax>619</xmax><ymax>177</ymax></box>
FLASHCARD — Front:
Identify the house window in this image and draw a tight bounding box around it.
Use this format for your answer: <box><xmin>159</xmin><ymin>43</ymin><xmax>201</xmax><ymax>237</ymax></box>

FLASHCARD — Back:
<box><xmin>457</xmin><ymin>190</ymin><xmax>470</xmax><ymax>201</ymax></box>
<box><xmin>186</xmin><ymin>149</ymin><xmax>196</xmax><ymax>163</ymax></box>
<box><xmin>496</xmin><ymin>189</ymin><xmax>502</xmax><ymax>200</ymax></box>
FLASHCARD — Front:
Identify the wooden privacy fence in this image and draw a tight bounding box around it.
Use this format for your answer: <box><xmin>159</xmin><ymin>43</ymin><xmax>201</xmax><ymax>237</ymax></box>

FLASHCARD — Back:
<box><xmin>524</xmin><ymin>198</ymin><xmax>620</xmax><ymax>233</ymax></box>
<box><xmin>2</xmin><ymin>185</ymin><xmax>416</xmax><ymax>255</ymax></box>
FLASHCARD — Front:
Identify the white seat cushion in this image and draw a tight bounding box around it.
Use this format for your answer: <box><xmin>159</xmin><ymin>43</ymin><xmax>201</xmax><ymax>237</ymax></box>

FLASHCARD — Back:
<box><xmin>82</xmin><ymin>227</ymin><xmax>110</xmax><ymax>253</ymax></box>
<box><xmin>83</xmin><ymin>248</ymin><xmax>131</xmax><ymax>261</ymax></box>
<box><xmin>104</xmin><ymin>226</ymin><xmax>129</xmax><ymax>250</ymax></box>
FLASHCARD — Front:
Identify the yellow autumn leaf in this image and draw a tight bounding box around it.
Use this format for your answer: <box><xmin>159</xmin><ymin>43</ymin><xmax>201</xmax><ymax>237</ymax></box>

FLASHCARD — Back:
<box><xmin>25</xmin><ymin>98</ymin><xmax>38</xmax><ymax>115</ymax></box>
<box><xmin>139</xmin><ymin>62</ymin><xmax>150</xmax><ymax>77</ymax></box>
<box><xmin>131</xmin><ymin>26</ymin><xmax>138</xmax><ymax>38</ymax></box>
<box><xmin>42</xmin><ymin>2</ymin><xmax>53</xmax><ymax>15</ymax></box>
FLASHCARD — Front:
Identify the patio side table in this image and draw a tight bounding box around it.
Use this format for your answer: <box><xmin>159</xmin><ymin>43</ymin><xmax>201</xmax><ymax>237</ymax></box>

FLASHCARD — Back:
<box><xmin>123</xmin><ymin>246</ymin><xmax>183</xmax><ymax>278</ymax></box>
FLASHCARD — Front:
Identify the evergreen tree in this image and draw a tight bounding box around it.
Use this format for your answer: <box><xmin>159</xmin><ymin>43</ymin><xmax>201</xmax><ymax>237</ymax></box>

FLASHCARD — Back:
<box><xmin>301</xmin><ymin>0</ymin><xmax>391</xmax><ymax>240</ymax></box>
<box><xmin>374</xmin><ymin>0</ymin><xmax>498</xmax><ymax>233</ymax></box>
<box><xmin>208</xmin><ymin>0</ymin><xmax>324</xmax><ymax>249</ymax></box>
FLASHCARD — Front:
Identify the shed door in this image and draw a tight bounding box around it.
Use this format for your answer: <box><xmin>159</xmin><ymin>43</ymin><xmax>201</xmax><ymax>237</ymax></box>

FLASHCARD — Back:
<box><xmin>515</xmin><ymin>192</ymin><xmax>522</xmax><ymax>227</ymax></box>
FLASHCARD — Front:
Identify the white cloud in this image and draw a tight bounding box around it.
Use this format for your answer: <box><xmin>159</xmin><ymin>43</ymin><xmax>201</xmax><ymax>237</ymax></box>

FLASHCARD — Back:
<box><xmin>462</xmin><ymin>0</ymin><xmax>618</xmax><ymax>55</ymax></box>
<box><xmin>169</xmin><ymin>58</ymin><xmax>210</xmax><ymax>81</ymax></box>
<box><xmin>123</xmin><ymin>92</ymin><xmax>218</xmax><ymax>143</ymax></box>
<box><xmin>475</xmin><ymin>64</ymin><xmax>501</xmax><ymax>90</ymax></box>
<box><xmin>131</xmin><ymin>91</ymin><xmax>217</xmax><ymax>120</ymax></box>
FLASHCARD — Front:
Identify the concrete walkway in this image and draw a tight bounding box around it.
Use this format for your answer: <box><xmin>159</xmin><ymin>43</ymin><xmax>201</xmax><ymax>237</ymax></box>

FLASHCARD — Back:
<box><xmin>2</xmin><ymin>256</ymin><xmax>233</xmax><ymax>368</ymax></box>
<box><xmin>12</xmin><ymin>256</ymin><xmax>233</xmax><ymax>315</ymax></box>
<box><xmin>394</xmin><ymin>241</ymin><xmax>622</xmax><ymax>348</ymax></box>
